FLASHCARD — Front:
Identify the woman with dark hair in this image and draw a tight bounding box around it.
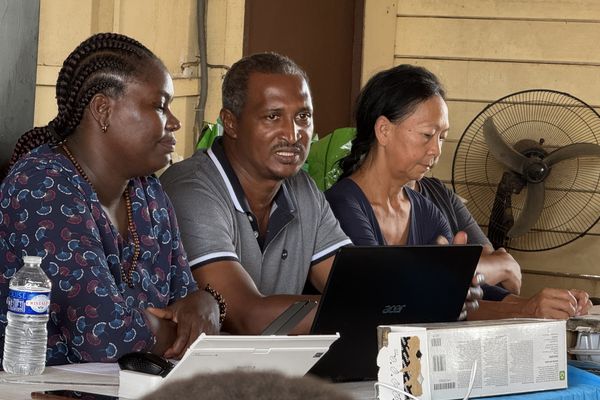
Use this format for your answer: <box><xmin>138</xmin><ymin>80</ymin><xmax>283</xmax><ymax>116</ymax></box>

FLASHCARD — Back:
<box><xmin>326</xmin><ymin>64</ymin><xmax>453</xmax><ymax>246</ymax></box>
<box><xmin>325</xmin><ymin>65</ymin><xmax>483</xmax><ymax>318</ymax></box>
<box><xmin>326</xmin><ymin>64</ymin><xmax>592</xmax><ymax>320</ymax></box>
<box><xmin>0</xmin><ymin>33</ymin><xmax>222</xmax><ymax>366</ymax></box>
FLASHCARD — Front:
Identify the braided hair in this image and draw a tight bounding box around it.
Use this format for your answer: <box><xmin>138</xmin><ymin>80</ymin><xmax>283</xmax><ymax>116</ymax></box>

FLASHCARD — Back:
<box><xmin>337</xmin><ymin>64</ymin><xmax>446</xmax><ymax>180</ymax></box>
<box><xmin>9</xmin><ymin>32</ymin><xmax>160</xmax><ymax>167</ymax></box>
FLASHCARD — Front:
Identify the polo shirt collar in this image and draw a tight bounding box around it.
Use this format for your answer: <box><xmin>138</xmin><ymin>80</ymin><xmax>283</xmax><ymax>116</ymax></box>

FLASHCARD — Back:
<box><xmin>207</xmin><ymin>137</ymin><xmax>248</xmax><ymax>213</ymax></box>
<box><xmin>207</xmin><ymin>137</ymin><xmax>296</xmax><ymax>248</ymax></box>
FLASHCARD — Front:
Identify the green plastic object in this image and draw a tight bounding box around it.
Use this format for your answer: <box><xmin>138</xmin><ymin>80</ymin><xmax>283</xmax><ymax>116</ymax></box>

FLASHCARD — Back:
<box><xmin>305</xmin><ymin>127</ymin><xmax>356</xmax><ymax>191</ymax></box>
<box><xmin>196</xmin><ymin>119</ymin><xmax>223</xmax><ymax>150</ymax></box>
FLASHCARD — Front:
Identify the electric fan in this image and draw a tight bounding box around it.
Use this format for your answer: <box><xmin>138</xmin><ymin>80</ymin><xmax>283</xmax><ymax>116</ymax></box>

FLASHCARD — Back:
<box><xmin>452</xmin><ymin>89</ymin><xmax>600</xmax><ymax>251</ymax></box>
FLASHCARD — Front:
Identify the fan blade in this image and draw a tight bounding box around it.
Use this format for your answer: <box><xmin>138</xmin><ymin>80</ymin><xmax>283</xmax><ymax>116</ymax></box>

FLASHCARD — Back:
<box><xmin>544</xmin><ymin>143</ymin><xmax>600</xmax><ymax>166</ymax></box>
<box><xmin>507</xmin><ymin>181</ymin><xmax>545</xmax><ymax>238</ymax></box>
<box><xmin>483</xmin><ymin>118</ymin><xmax>529</xmax><ymax>173</ymax></box>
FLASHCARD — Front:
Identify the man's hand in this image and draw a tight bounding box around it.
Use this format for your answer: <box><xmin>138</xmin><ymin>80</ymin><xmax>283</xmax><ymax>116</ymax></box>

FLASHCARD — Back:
<box><xmin>519</xmin><ymin>288</ymin><xmax>592</xmax><ymax>319</ymax></box>
<box><xmin>146</xmin><ymin>290</ymin><xmax>220</xmax><ymax>359</ymax></box>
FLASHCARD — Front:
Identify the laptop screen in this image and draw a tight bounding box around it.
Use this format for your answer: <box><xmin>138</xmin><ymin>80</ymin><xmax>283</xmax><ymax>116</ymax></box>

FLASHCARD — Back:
<box><xmin>308</xmin><ymin>244</ymin><xmax>482</xmax><ymax>382</ymax></box>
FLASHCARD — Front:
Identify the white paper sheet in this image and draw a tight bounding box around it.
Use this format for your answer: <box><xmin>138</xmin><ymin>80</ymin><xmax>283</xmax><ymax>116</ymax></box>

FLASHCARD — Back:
<box><xmin>52</xmin><ymin>362</ymin><xmax>120</xmax><ymax>376</ymax></box>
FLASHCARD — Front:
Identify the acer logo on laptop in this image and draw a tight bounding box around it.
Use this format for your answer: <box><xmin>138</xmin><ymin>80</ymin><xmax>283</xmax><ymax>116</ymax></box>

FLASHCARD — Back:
<box><xmin>382</xmin><ymin>305</ymin><xmax>406</xmax><ymax>314</ymax></box>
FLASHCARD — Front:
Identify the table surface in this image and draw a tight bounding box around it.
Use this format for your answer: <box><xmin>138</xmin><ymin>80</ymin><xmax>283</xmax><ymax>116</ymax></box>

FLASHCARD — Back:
<box><xmin>0</xmin><ymin>364</ymin><xmax>377</xmax><ymax>400</ymax></box>
<box><xmin>1</xmin><ymin>364</ymin><xmax>599</xmax><ymax>400</ymax></box>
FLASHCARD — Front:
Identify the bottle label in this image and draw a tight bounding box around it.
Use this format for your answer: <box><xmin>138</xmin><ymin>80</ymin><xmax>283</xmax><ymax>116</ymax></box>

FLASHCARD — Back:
<box><xmin>7</xmin><ymin>289</ymin><xmax>51</xmax><ymax>315</ymax></box>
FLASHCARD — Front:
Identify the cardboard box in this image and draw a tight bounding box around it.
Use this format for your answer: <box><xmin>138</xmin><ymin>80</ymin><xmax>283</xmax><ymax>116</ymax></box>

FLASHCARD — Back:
<box><xmin>377</xmin><ymin>319</ymin><xmax>567</xmax><ymax>400</ymax></box>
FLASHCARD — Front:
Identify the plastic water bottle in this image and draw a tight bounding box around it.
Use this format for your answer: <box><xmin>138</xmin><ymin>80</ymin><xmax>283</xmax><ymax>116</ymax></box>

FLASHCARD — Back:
<box><xmin>3</xmin><ymin>256</ymin><xmax>51</xmax><ymax>375</ymax></box>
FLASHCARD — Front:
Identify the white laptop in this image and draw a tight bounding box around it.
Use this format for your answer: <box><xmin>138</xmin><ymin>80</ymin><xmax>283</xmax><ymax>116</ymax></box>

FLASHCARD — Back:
<box><xmin>119</xmin><ymin>333</ymin><xmax>339</xmax><ymax>399</ymax></box>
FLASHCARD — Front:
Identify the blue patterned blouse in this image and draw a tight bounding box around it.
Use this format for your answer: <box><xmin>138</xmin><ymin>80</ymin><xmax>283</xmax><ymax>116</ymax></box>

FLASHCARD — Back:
<box><xmin>0</xmin><ymin>144</ymin><xmax>197</xmax><ymax>365</ymax></box>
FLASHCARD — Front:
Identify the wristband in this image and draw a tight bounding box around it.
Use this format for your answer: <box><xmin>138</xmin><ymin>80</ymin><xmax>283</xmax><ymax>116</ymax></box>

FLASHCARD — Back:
<box><xmin>204</xmin><ymin>283</ymin><xmax>227</xmax><ymax>325</ymax></box>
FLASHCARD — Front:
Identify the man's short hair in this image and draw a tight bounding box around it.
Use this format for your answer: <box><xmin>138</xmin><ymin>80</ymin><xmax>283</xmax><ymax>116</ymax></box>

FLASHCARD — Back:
<box><xmin>222</xmin><ymin>52</ymin><xmax>309</xmax><ymax>117</ymax></box>
<box><xmin>141</xmin><ymin>370</ymin><xmax>353</xmax><ymax>400</ymax></box>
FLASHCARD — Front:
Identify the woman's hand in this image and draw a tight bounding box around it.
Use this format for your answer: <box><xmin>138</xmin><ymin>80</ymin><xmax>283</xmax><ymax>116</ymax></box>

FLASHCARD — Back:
<box><xmin>459</xmin><ymin>272</ymin><xmax>484</xmax><ymax>320</ymax></box>
<box><xmin>476</xmin><ymin>246</ymin><xmax>522</xmax><ymax>295</ymax></box>
<box><xmin>433</xmin><ymin>230</ymin><xmax>478</xmax><ymax>320</ymax></box>
<box><xmin>146</xmin><ymin>290</ymin><xmax>220</xmax><ymax>359</ymax></box>
<box><xmin>435</xmin><ymin>230</ymin><xmax>468</xmax><ymax>245</ymax></box>
<box><xmin>516</xmin><ymin>288</ymin><xmax>592</xmax><ymax>319</ymax></box>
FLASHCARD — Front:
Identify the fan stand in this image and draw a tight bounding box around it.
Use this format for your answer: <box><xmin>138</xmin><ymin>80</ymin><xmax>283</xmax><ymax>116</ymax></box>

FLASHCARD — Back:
<box><xmin>488</xmin><ymin>171</ymin><xmax>521</xmax><ymax>249</ymax></box>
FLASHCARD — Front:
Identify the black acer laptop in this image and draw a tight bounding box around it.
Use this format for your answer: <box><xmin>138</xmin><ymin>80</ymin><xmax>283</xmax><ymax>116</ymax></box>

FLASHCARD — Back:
<box><xmin>307</xmin><ymin>244</ymin><xmax>482</xmax><ymax>382</ymax></box>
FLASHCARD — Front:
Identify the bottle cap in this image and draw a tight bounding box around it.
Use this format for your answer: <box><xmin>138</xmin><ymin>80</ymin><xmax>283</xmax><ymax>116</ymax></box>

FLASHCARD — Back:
<box><xmin>23</xmin><ymin>256</ymin><xmax>42</xmax><ymax>265</ymax></box>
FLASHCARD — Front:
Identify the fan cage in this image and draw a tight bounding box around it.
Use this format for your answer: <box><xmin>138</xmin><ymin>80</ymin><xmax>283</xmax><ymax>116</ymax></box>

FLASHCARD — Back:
<box><xmin>452</xmin><ymin>89</ymin><xmax>600</xmax><ymax>252</ymax></box>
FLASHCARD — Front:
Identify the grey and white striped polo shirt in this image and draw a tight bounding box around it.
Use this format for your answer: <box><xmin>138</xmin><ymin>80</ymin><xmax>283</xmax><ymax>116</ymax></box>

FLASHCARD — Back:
<box><xmin>160</xmin><ymin>138</ymin><xmax>351</xmax><ymax>295</ymax></box>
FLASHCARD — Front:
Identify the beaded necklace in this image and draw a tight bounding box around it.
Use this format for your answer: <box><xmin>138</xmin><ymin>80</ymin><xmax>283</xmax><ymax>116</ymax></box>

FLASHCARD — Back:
<box><xmin>62</xmin><ymin>144</ymin><xmax>139</xmax><ymax>288</ymax></box>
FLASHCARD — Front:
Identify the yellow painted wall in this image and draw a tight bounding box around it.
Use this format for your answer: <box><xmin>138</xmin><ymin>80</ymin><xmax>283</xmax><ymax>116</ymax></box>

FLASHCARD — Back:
<box><xmin>35</xmin><ymin>1</ymin><xmax>600</xmax><ymax>295</ymax></box>
<box><xmin>363</xmin><ymin>0</ymin><xmax>600</xmax><ymax>296</ymax></box>
<box><xmin>34</xmin><ymin>0</ymin><xmax>244</xmax><ymax>160</ymax></box>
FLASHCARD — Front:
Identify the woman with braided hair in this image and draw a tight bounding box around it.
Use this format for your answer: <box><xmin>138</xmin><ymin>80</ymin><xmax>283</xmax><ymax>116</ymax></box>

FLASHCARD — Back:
<box><xmin>0</xmin><ymin>33</ymin><xmax>222</xmax><ymax>366</ymax></box>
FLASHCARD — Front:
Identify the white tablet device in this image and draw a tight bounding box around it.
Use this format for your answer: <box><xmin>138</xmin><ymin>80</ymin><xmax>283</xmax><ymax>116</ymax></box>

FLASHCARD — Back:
<box><xmin>167</xmin><ymin>333</ymin><xmax>340</xmax><ymax>381</ymax></box>
<box><xmin>119</xmin><ymin>333</ymin><xmax>339</xmax><ymax>399</ymax></box>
